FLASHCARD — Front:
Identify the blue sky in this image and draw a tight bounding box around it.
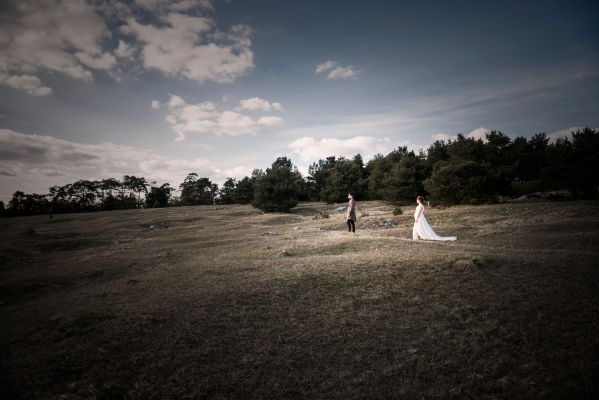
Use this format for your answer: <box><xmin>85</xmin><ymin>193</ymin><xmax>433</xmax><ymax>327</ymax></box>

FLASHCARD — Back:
<box><xmin>1</xmin><ymin>0</ymin><xmax>598</xmax><ymax>201</ymax></box>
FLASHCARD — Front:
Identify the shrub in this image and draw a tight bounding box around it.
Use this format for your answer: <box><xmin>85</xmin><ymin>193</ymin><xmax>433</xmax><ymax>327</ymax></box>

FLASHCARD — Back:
<box><xmin>392</xmin><ymin>207</ymin><xmax>403</xmax><ymax>215</ymax></box>
<box><xmin>313</xmin><ymin>211</ymin><xmax>330</xmax><ymax>220</ymax></box>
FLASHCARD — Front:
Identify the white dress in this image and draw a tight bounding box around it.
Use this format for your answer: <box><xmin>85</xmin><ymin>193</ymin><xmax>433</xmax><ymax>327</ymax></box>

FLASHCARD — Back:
<box><xmin>413</xmin><ymin>203</ymin><xmax>456</xmax><ymax>241</ymax></box>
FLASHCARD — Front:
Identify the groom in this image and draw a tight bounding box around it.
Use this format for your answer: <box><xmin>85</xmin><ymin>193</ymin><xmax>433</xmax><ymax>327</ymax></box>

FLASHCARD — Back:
<box><xmin>346</xmin><ymin>192</ymin><xmax>356</xmax><ymax>233</ymax></box>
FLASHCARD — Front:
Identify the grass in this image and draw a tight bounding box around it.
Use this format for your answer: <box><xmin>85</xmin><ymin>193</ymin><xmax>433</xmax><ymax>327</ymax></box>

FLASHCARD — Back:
<box><xmin>1</xmin><ymin>201</ymin><xmax>598</xmax><ymax>399</ymax></box>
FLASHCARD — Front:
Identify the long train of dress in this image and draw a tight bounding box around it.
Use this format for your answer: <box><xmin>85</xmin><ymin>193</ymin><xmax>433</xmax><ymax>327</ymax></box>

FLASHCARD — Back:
<box><xmin>413</xmin><ymin>204</ymin><xmax>457</xmax><ymax>241</ymax></box>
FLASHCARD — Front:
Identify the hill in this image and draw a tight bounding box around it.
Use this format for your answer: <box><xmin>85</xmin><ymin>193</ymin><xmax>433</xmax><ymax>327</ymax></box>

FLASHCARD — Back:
<box><xmin>1</xmin><ymin>201</ymin><xmax>598</xmax><ymax>399</ymax></box>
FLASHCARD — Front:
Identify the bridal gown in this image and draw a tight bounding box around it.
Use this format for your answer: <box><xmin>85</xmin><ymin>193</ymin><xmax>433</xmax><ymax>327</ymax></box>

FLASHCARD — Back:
<box><xmin>412</xmin><ymin>204</ymin><xmax>457</xmax><ymax>241</ymax></box>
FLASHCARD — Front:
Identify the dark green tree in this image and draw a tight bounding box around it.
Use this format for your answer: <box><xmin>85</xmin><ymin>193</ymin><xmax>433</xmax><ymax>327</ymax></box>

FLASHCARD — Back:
<box><xmin>366</xmin><ymin>147</ymin><xmax>412</xmax><ymax>201</ymax></box>
<box><xmin>99</xmin><ymin>178</ymin><xmax>122</xmax><ymax>210</ymax></box>
<box><xmin>219</xmin><ymin>178</ymin><xmax>237</xmax><ymax>204</ymax></box>
<box><xmin>426</xmin><ymin>140</ymin><xmax>449</xmax><ymax>171</ymax></box>
<box><xmin>68</xmin><ymin>180</ymin><xmax>99</xmax><ymax>211</ymax></box>
<box><xmin>8</xmin><ymin>191</ymin><xmax>51</xmax><ymax>215</ymax></box>
<box><xmin>320</xmin><ymin>156</ymin><xmax>367</xmax><ymax>203</ymax></box>
<box><xmin>180</xmin><ymin>173</ymin><xmax>218</xmax><ymax>205</ymax></box>
<box><xmin>145</xmin><ymin>183</ymin><xmax>174</xmax><ymax>208</ymax></box>
<box><xmin>542</xmin><ymin>136</ymin><xmax>573</xmax><ymax>193</ymax></box>
<box><xmin>252</xmin><ymin>157</ymin><xmax>300</xmax><ymax>212</ymax></box>
<box><xmin>365</xmin><ymin>154</ymin><xmax>386</xmax><ymax>200</ymax></box>
<box><xmin>307</xmin><ymin>156</ymin><xmax>337</xmax><ymax>201</ymax></box>
<box><xmin>235</xmin><ymin>169</ymin><xmax>265</xmax><ymax>204</ymax></box>
<box><xmin>570</xmin><ymin>127</ymin><xmax>599</xmax><ymax>198</ymax></box>
<box><xmin>424</xmin><ymin>160</ymin><xmax>496</xmax><ymax>204</ymax></box>
<box><xmin>447</xmin><ymin>134</ymin><xmax>487</xmax><ymax>162</ymax></box>
<box><xmin>484</xmin><ymin>131</ymin><xmax>515</xmax><ymax>196</ymax></box>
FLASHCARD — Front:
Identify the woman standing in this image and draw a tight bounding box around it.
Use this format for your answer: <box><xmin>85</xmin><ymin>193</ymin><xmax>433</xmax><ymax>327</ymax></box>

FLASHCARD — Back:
<box><xmin>413</xmin><ymin>196</ymin><xmax>456</xmax><ymax>241</ymax></box>
<box><xmin>346</xmin><ymin>192</ymin><xmax>356</xmax><ymax>233</ymax></box>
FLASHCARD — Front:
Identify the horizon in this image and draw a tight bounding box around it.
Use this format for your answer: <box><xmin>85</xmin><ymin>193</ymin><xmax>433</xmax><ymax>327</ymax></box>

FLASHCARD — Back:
<box><xmin>1</xmin><ymin>0</ymin><xmax>599</xmax><ymax>202</ymax></box>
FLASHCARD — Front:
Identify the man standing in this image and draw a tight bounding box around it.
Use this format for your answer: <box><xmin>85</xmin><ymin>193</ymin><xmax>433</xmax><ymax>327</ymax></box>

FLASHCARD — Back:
<box><xmin>346</xmin><ymin>192</ymin><xmax>356</xmax><ymax>233</ymax></box>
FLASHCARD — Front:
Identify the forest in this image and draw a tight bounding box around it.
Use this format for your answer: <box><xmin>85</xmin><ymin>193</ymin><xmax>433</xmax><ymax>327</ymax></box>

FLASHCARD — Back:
<box><xmin>2</xmin><ymin>127</ymin><xmax>598</xmax><ymax>216</ymax></box>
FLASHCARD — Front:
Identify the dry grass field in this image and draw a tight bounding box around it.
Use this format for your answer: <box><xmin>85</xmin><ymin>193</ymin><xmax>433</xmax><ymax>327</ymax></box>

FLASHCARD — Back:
<box><xmin>1</xmin><ymin>200</ymin><xmax>598</xmax><ymax>399</ymax></box>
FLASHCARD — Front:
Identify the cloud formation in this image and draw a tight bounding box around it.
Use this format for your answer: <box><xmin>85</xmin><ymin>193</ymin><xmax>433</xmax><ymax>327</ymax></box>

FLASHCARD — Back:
<box><xmin>288</xmin><ymin>136</ymin><xmax>391</xmax><ymax>163</ymax></box>
<box><xmin>238</xmin><ymin>97</ymin><xmax>284</xmax><ymax>112</ymax></box>
<box><xmin>121</xmin><ymin>13</ymin><xmax>253</xmax><ymax>83</ymax></box>
<box><xmin>315</xmin><ymin>60</ymin><xmax>358</xmax><ymax>80</ymax></box>
<box><xmin>546</xmin><ymin>126</ymin><xmax>584</xmax><ymax>142</ymax></box>
<box><xmin>158</xmin><ymin>95</ymin><xmax>284</xmax><ymax>140</ymax></box>
<box><xmin>0</xmin><ymin>128</ymin><xmax>251</xmax><ymax>200</ymax></box>
<box><xmin>0</xmin><ymin>74</ymin><xmax>52</xmax><ymax>96</ymax></box>
<box><xmin>0</xmin><ymin>0</ymin><xmax>254</xmax><ymax>95</ymax></box>
<box><xmin>0</xmin><ymin>0</ymin><xmax>113</xmax><ymax>95</ymax></box>
<box><xmin>134</xmin><ymin>0</ymin><xmax>215</xmax><ymax>12</ymax></box>
<box><xmin>431</xmin><ymin>127</ymin><xmax>492</xmax><ymax>142</ymax></box>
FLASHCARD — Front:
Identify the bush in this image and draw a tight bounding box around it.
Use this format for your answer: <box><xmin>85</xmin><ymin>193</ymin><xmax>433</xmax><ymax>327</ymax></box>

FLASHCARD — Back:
<box><xmin>392</xmin><ymin>207</ymin><xmax>403</xmax><ymax>215</ymax></box>
<box><xmin>313</xmin><ymin>211</ymin><xmax>330</xmax><ymax>220</ymax></box>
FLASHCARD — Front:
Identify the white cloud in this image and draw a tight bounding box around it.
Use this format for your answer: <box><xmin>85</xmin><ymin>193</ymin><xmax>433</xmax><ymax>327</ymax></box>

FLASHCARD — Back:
<box><xmin>288</xmin><ymin>136</ymin><xmax>391</xmax><ymax>163</ymax></box>
<box><xmin>168</xmin><ymin>94</ymin><xmax>187</xmax><ymax>109</ymax></box>
<box><xmin>238</xmin><ymin>97</ymin><xmax>271</xmax><ymax>111</ymax></box>
<box><xmin>122</xmin><ymin>11</ymin><xmax>254</xmax><ymax>83</ymax></box>
<box><xmin>0</xmin><ymin>0</ymin><xmax>255</xmax><ymax>95</ymax></box>
<box><xmin>114</xmin><ymin>40</ymin><xmax>135</xmax><ymax>59</ymax></box>
<box><xmin>466</xmin><ymin>127</ymin><xmax>491</xmax><ymax>141</ymax></box>
<box><xmin>272</xmin><ymin>102</ymin><xmax>284</xmax><ymax>112</ymax></box>
<box><xmin>220</xmin><ymin>165</ymin><xmax>253</xmax><ymax>179</ymax></box>
<box><xmin>75</xmin><ymin>51</ymin><xmax>116</xmax><ymax>70</ymax></box>
<box><xmin>315</xmin><ymin>60</ymin><xmax>337</xmax><ymax>74</ymax></box>
<box><xmin>0</xmin><ymin>0</ymin><xmax>114</xmax><ymax>94</ymax></box>
<box><xmin>1</xmin><ymin>74</ymin><xmax>52</xmax><ymax>96</ymax></box>
<box><xmin>160</xmin><ymin>94</ymin><xmax>284</xmax><ymax>140</ymax></box>
<box><xmin>238</xmin><ymin>97</ymin><xmax>284</xmax><ymax>112</ymax></box>
<box><xmin>216</xmin><ymin>111</ymin><xmax>260</xmax><ymax>135</ymax></box>
<box><xmin>257</xmin><ymin>116</ymin><xmax>284</xmax><ymax>126</ymax></box>
<box><xmin>327</xmin><ymin>66</ymin><xmax>358</xmax><ymax>80</ymax></box>
<box><xmin>134</xmin><ymin>0</ymin><xmax>214</xmax><ymax>12</ymax></box>
<box><xmin>547</xmin><ymin>126</ymin><xmax>583</xmax><ymax>142</ymax></box>
<box><xmin>431</xmin><ymin>127</ymin><xmax>491</xmax><ymax>142</ymax></box>
<box><xmin>315</xmin><ymin>60</ymin><xmax>359</xmax><ymax>80</ymax></box>
<box><xmin>431</xmin><ymin>133</ymin><xmax>452</xmax><ymax>142</ymax></box>
<box><xmin>89</xmin><ymin>0</ymin><xmax>134</xmax><ymax>22</ymax></box>
<box><xmin>0</xmin><ymin>128</ymin><xmax>247</xmax><ymax>201</ymax></box>
<box><xmin>151</xmin><ymin>100</ymin><xmax>161</xmax><ymax>109</ymax></box>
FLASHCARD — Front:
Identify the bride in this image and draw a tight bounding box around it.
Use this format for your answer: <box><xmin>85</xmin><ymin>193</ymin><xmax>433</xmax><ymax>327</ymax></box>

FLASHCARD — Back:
<box><xmin>413</xmin><ymin>196</ymin><xmax>457</xmax><ymax>241</ymax></box>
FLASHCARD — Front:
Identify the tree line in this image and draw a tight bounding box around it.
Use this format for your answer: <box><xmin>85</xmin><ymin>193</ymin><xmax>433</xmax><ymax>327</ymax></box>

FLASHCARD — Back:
<box><xmin>2</xmin><ymin>128</ymin><xmax>597</xmax><ymax>217</ymax></box>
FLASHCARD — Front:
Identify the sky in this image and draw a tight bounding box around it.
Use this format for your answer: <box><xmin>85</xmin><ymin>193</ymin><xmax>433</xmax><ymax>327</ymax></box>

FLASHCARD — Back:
<box><xmin>1</xmin><ymin>0</ymin><xmax>598</xmax><ymax>202</ymax></box>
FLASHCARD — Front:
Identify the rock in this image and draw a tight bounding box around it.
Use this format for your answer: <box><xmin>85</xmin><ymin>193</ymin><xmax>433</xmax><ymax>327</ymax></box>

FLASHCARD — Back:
<box><xmin>145</xmin><ymin>222</ymin><xmax>170</xmax><ymax>230</ymax></box>
<box><xmin>336</xmin><ymin>206</ymin><xmax>346</xmax><ymax>213</ymax></box>
<box><xmin>263</xmin><ymin>231</ymin><xmax>278</xmax><ymax>236</ymax></box>
<box><xmin>379</xmin><ymin>219</ymin><xmax>395</xmax><ymax>228</ymax></box>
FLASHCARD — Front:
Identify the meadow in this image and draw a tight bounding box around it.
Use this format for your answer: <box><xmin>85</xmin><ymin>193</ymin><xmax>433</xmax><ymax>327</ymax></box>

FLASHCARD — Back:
<box><xmin>1</xmin><ymin>200</ymin><xmax>598</xmax><ymax>399</ymax></box>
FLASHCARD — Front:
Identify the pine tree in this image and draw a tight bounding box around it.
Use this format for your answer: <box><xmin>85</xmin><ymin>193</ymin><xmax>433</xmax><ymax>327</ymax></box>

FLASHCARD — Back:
<box><xmin>252</xmin><ymin>157</ymin><xmax>300</xmax><ymax>212</ymax></box>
